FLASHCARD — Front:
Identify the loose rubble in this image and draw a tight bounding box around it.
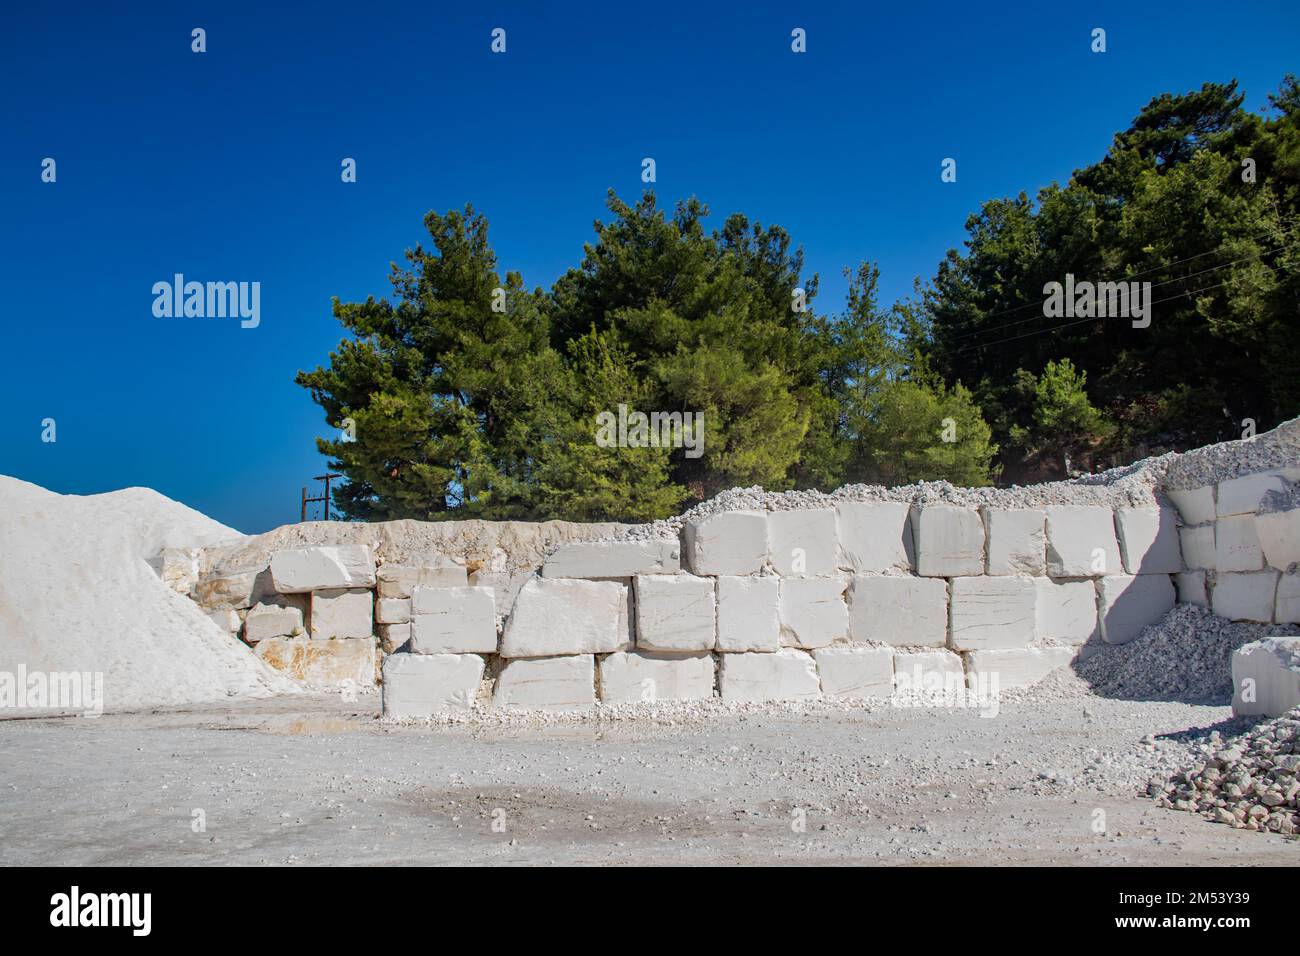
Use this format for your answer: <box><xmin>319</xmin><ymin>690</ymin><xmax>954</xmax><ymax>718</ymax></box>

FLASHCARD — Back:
<box><xmin>1146</xmin><ymin>708</ymin><xmax>1300</xmax><ymax>835</ymax></box>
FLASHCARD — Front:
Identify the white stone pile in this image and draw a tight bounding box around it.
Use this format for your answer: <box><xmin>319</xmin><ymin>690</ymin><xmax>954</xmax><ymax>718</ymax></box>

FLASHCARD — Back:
<box><xmin>377</xmin><ymin>499</ymin><xmax>1185</xmax><ymax>716</ymax></box>
<box><xmin>167</xmin><ymin>418</ymin><xmax>1298</xmax><ymax>716</ymax></box>
<box><xmin>1166</xmin><ymin>466</ymin><xmax>1300</xmax><ymax>624</ymax></box>
<box><xmin>1147</xmin><ymin>708</ymin><xmax>1300</xmax><ymax>834</ymax></box>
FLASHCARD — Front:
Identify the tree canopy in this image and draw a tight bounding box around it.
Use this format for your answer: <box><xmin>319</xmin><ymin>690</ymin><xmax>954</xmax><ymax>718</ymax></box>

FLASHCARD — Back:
<box><xmin>298</xmin><ymin>75</ymin><xmax>1299</xmax><ymax>520</ymax></box>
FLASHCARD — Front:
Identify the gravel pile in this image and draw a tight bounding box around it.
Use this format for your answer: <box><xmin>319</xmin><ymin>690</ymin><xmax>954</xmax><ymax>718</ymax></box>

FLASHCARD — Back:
<box><xmin>1146</xmin><ymin>709</ymin><xmax>1300</xmax><ymax>834</ymax></box>
<box><xmin>612</xmin><ymin>415</ymin><xmax>1299</xmax><ymax>541</ymax></box>
<box><xmin>1162</xmin><ymin>417</ymin><xmax>1299</xmax><ymax>491</ymax></box>
<box><xmin>621</xmin><ymin>464</ymin><xmax>1171</xmax><ymax>540</ymax></box>
<box><xmin>1072</xmin><ymin>604</ymin><xmax>1294</xmax><ymax>704</ymax></box>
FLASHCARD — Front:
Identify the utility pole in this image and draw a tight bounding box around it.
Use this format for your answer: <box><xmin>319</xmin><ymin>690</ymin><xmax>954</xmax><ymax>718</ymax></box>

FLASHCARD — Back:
<box><xmin>300</xmin><ymin>473</ymin><xmax>342</xmax><ymax>522</ymax></box>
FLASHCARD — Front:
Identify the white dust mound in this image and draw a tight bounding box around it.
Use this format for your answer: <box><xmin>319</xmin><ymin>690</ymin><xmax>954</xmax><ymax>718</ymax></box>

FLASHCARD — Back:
<box><xmin>0</xmin><ymin>476</ymin><xmax>298</xmax><ymax>714</ymax></box>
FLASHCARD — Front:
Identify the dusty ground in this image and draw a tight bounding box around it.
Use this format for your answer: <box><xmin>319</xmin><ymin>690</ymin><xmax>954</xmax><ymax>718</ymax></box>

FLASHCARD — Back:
<box><xmin>1</xmin><ymin>690</ymin><xmax>1295</xmax><ymax>866</ymax></box>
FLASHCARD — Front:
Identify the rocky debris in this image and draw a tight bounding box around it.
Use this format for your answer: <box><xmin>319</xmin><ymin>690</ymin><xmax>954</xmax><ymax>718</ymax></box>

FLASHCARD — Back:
<box><xmin>1074</xmin><ymin>604</ymin><xmax>1294</xmax><ymax>702</ymax></box>
<box><xmin>1162</xmin><ymin>417</ymin><xmax>1300</xmax><ymax>491</ymax></box>
<box><xmin>1145</xmin><ymin>708</ymin><xmax>1300</xmax><ymax>835</ymax></box>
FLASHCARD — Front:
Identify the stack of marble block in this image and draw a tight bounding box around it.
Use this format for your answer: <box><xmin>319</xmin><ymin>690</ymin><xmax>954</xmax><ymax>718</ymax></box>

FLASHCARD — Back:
<box><xmin>1167</xmin><ymin>468</ymin><xmax>1300</xmax><ymax>623</ymax></box>
<box><xmin>380</xmin><ymin>499</ymin><xmax>1187</xmax><ymax>716</ymax></box>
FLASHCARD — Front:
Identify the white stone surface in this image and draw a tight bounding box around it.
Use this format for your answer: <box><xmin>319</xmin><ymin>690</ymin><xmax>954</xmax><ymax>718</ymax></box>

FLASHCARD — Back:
<box><xmin>270</xmin><ymin>545</ymin><xmax>376</xmax><ymax>593</ymax></box>
<box><xmin>207</xmin><ymin>607</ymin><xmax>242</xmax><ymax>634</ymax></box>
<box><xmin>1215</xmin><ymin>515</ymin><xmax>1263</xmax><ymax>572</ymax></box>
<box><xmin>493</xmin><ymin>654</ymin><xmax>596</xmax><ymax>711</ymax></box>
<box><xmin>911</xmin><ymin>506</ymin><xmax>985</xmax><ymax>576</ymax></box>
<box><xmin>948</xmin><ymin>576</ymin><xmax>1036</xmax><ymax>651</ymax></box>
<box><xmin>715</xmin><ymin>576</ymin><xmax>780</xmax><ymax>652</ymax></box>
<box><xmin>778</xmin><ymin>577</ymin><xmax>849</xmax><ymax>649</ymax></box>
<box><xmin>1277</xmin><ymin>573</ymin><xmax>1300</xmax><ymax>624</ymax></box>
<box><xmin>1045</xmin><ymin>506</ymin><xmax>1122</xmax><ymax>577</ymax></box>
<box><xmin>892</xmin><ymin>650</ymin><xmax>965</xmax><ymax>694</ymax></box>
<box><xmin>1217</xmin><ymin>473</ymin><xmax>1287</xmax><ymax>517</ymax></box>
<box><xmin>965</xmin><ymin>646</ymin><xmax>1076</xmax><ymax>690</ymax></box>
<box><xmin>813</xmin><ymin>645</ymin><xmax>893</xmax><ymax>698</ymax></box>
<box><xmin>242</xmin><ymin>602</ymin><xmax>303</xmax><ymax>643</ymax></box>
<box><xmin>376</xmin><ymin>563</ymin><xmax>467</xmax><ymax>599</ymax></box>
<box><xmin>543</xmin><ymin>539</ymin><xmax>680</xmax><ymax>578</ymax></box>
<box><xmin>768</xmin><ymin>508</ymin><xmax>838</xmax><ymax>577</ymax></box>
<box><xmin>147</xmin><ymin>547</ymin><xmax>200</xmax><ymax>594</ymax></box>
<box><xmin>1097</xmin><ymin>575</ymin><xmax>1175</xmax><ymax>644</ymax></box>
<box><xmin>835</xmin><ymin>501</ymin><xmax>913</xmax><ymax>573</ymax></box>
<box><xmin>378</xmin><ymin>622</ymin><xmax>411</xmax><ymax>654</ymax></box>
<box><xmin>598</xmin><ymin>650</ymin><xmax>714</xmax><ymax>703</ymax></box>
<box><xmin>254</xmin><ymin>636</ymin><xmax>376</xmax><ymax>689</ymax></box>
<box><xmin>1255</xmin><ymin>508</ymin><xmax>1300</xmax><ymax>571</ymax></box>
<box><xmin>634</xmin><ymin>574</ymin><xmax>717</xmax><ymax>652</ymax></box>
<box><xmin>1033</xmin><ymin>578</ymin><xmax>1098</xmax><ymax>644</ymax></box>
<box><xmin>982</xmin><ymin>508</ymin><xmax>1045</xmax><ymax>576</ymax></box>
<box><xmin>375</xmin><ymin>597</ymin><xmax>411</xmax><ymax>625</ymax></box>
<box><xmin>468</xmin><ymin>570</ymin><xmax>532</xmax><ymax>619</ymax></box>
<box><xmin>847</xmin><ymin>576</ymin><xmax>948</xmax><ymax>646</ymax></box>
<box><xmin>1175</xmin><ymin>571</ymin><xmax>1209</xmax><ymax>608</ymax></box>
<box><xmin>1231</xmin><ymin>637</ymin><xmax>1300</xmax><ymax>717</ymax></box>
<box><xmin>718</xmin><ymin>649</ymin><xmax>820</xmax><ymax>703</ymax></box>
<box><xmin>1179</xmin><ymin>525</ymin><xmax>1216</xmax><ymax>571</ymax></box>
<box><xmin>410</xmin><ymin>586</ymin><xmax>497</xmax><ymax>654</ymax></box>
<box><xmin>1212</xmin><ymin>572</ymin><xmax>1279</xmax><ymax>623</ymax></box>
<box><xmin>682</xmin><ymin>511</ymin><xmax>768</xmax><ymax>575</ymax></box>
<box><xmin>381</xmin><ymin>652</ymin><xmax>484</xmax><ymax>717</ymax></box>
<box><xmin>500</xmin><ymin>579</ymin><xmax>628</xmax><ymax>658</ymax></box>
<box><xmin>1166</xmin><ymin>486</ymin><xmax>1216</xmax><ymax>526</ymax></box>
<box><xmin>310</xmin><ymin>587</ymin><xmax>373</xmax><ymax>639</ymax></box>
<box><xmin>1115</xmin><ymin>507</ymin><xmax>1182</xmax><ymax>574</ymax></box>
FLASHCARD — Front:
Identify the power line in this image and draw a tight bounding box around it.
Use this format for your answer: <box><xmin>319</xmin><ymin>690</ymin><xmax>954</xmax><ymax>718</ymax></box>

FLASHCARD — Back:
<box><xmin>945</xmin><ymin>242</ymin><xmax>1290</xmax><ymax>344</ymax></box>
<box><xmin>939</xmin><ymin>223</ymin><xmax>1297</xmax><ymax>337</ymax></box>
<box><xmin>955</xmin><ymin>259</ymin><xmax>1291</xmax><ymax>355</ymax></box>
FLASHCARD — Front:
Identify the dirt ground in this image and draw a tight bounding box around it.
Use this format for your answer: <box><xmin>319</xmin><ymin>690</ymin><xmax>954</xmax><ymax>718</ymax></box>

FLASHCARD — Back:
<box><xmin>1</xmin><ymin>690</ymin><xmax>1295</xmax><ymax>866</ymax></box>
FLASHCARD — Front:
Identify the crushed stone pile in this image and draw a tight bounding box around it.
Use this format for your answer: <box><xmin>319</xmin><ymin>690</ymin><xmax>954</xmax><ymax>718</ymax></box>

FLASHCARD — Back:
<box><xmin>1146</xmin><ymin>709</ymin><xmax>1300</xmax><ymax>834</ymax></box>
<box><xmin>616</xmin><ymin>415</ymin><xmax>1300</xmax><ymax>541</ymax></box>
<box><xmin>1072</xmin><ymin>604</ymin><xmax>1295</xmax><ymax>704</ymax></box>
<box><xmin>0</xmin><ymin>476</ymin><xmax>299</xmax><ymax>714</ymax></box>
<box><xmin>1163</xmin><ymin>417</ymin><xmax>1299</xmax><ymax>491</ymax></box>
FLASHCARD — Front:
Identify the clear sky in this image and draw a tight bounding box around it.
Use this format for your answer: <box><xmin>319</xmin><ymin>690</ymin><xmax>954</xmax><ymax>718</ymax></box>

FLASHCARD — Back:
<box><xmin>3</xmin><ymin>2</ymin><xmax>1297</xmax><ymax>533</ymax></box>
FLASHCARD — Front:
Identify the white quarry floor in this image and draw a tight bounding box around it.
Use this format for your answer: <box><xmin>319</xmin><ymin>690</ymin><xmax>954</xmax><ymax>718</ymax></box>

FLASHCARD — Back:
<box><xmin>1</xmin><ymin>689</ymin><xmax>1294</xmax><ymax>866</ymax></box>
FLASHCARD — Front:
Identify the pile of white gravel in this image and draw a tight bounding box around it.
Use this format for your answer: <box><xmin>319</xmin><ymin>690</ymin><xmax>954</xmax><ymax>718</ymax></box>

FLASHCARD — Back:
<box><xmin>616</xmin><ymin>415</ymin><xmax>1300</xmax><ymax>541</ymax></box>
<box><xmin>0</xmin><ymin>476</ymin><xmax>299</xmax><ymax>715</ymax></box>
<box><xmin>1146</xmin><ymin>708</ymin><xmax>1300</xmax><ymax>834</ymax></box>
<box><xmin>1072</xmin><ymin>604</ymin><xmax>1294</xmax><ymax>704</ymax></box>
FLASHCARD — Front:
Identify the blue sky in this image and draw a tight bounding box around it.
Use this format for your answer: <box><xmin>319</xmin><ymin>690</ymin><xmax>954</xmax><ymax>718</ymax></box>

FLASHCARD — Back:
<box><xmin>2</xmin><ymin>2</ymin><xmax>1297</xmax><ymax>532</ymax></box>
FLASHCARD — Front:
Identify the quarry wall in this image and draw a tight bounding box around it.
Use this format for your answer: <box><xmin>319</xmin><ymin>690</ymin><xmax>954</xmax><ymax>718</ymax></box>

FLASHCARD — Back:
<box><xmin>168</xmin><ymin>428</ymin><xmax>1300</xmax><ymax>715</ymax></box>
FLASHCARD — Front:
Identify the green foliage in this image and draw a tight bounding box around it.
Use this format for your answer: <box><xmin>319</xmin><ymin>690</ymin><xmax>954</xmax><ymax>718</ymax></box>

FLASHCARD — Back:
<box><xmin>301</xmin><ymin>191</ymin><xmax>1001</xmax><ymax>521</ymax></box>
<box><xmin>925</xmin><ymin>77</ymin><xmax>1300</xmax><ymax>472</ymax></box>
<box><xmin>847</xmin><ymin>380</ymin><xmax>998</xmax><ymax>487</ymax></box>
